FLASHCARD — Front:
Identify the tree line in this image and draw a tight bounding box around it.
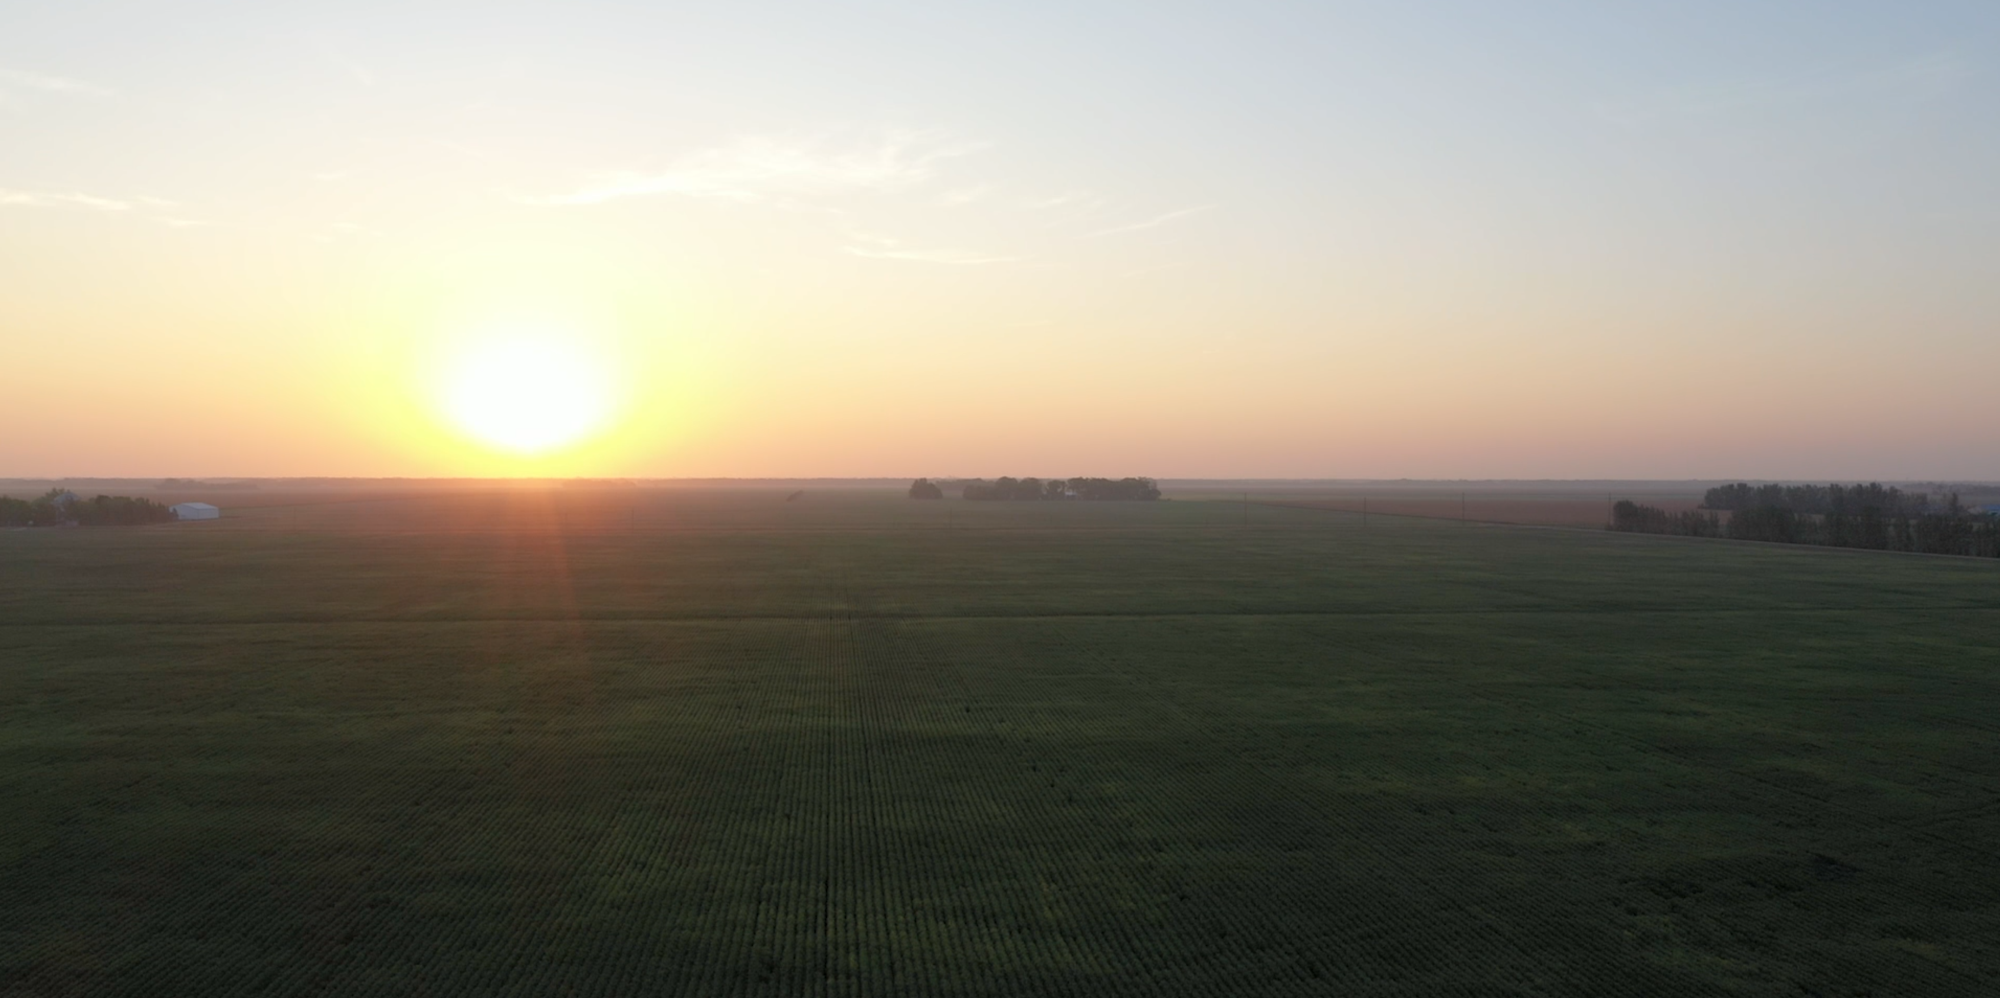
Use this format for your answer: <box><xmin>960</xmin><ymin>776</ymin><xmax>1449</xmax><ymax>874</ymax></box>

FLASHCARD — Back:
<box><xmin>1611</xmin><ymin>483</ymin><xmax>1999</xmax><ymax>558</ymax></box>
<box><xmin>0</xmin><ymin>490</ymin><xmax>178</xmax><ymax>527</ymax></box>
<box><xmin>1701</xmin><ymin>482</ymin><xmax>1932</xmax><ymax>517</ymax></box>
<box><xmin>909</xmin><ymin>477</ymin><xmax>1162</xmax><ymax>501</ymax></box>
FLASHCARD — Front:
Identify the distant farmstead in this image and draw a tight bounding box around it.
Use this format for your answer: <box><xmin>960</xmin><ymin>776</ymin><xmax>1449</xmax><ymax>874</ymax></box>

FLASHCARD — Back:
<box><xmin>171</xmin><ymin>502</ymin><xmax>220</xmax><ymax>521</ymax></box>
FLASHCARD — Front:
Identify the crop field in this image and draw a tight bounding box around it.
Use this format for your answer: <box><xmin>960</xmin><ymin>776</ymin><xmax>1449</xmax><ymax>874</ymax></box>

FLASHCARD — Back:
<box><xmin>4</xmin><ymin>488</ymin><xmax>1999</xmax><ymax>996</ymax></box>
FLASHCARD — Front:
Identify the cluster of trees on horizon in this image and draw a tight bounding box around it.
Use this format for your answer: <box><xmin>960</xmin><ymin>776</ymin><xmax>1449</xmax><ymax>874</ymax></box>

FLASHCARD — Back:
<box><xmin>909</xmin><ymin>477</ymin><xmax>1162</xmax><ymax>501</ymax></box>
<box><xmin>1610</xmin><ymin>501</ymin><xmax>1722</xmax><ymax>538</ymax></box>
<box><xmin>1</xmin><ymin>490</ymin><xmax>178</xmax><ymax>528</ymax></box>
<box><xmin>1701</xmin><ymin>482</ymin><xmax>1934</xmax><ymax>517</ymax></box>
<box><xmin>1611</xmin><ymin>483</ymin><xmax>1998</xmax><ymax>558</ymax></box>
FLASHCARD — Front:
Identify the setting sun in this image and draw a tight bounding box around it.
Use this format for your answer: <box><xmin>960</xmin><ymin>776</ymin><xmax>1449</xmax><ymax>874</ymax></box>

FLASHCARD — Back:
<box><xmin>440</xmin><ymin>334</ymin><xmax>616</xmax><ymax>454</ymax></box>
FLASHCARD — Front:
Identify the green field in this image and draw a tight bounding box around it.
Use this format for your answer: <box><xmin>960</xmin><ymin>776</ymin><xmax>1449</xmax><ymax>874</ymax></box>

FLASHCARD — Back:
<box><xmin>4</xmin><ymin>489</ymin><xmax>1999</xmax><ymax>996</ymax></box>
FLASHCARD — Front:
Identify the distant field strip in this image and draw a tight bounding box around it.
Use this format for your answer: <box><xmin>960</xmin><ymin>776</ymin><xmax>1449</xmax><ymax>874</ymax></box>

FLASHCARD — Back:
<box><xmin>7</xmin><ymin>606</ymin><xmax>2000</xmax><ymax>629</ymax></box>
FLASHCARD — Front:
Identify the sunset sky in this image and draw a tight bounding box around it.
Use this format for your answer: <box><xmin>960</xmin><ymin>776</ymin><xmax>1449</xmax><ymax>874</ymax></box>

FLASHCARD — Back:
<box><xmin>4</xmin><ymin>2</ymin><xmax>1995</xmax><ymax>479</ymax></box>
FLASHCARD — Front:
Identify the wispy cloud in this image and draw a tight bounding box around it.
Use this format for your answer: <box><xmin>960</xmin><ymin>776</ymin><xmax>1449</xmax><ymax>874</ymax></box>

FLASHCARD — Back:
<box><xmin>938</xmin><ymin>184</ymin><xmax>993</xmax><ymax>206</ymax></box>
<box><xmin>1026</xmin><ymin>191</ymin><xmax>1103</xmax><ymax>211</ymax></box>
<box><xmin>0</xmin><ymin>188</ymin><xmax>130</xmax><ymax>211</ymax></box>
<box><xmin>842</xmin><ymin>231</ymin><xmax>1014</xmax><ymax>265</ymax></box>
<box><xmin>1086</xmin><ymin>205</ymin><xmax>1213</xmax><ymax>237</ymax></box>
<box><xmin>0</xmin><ymin>68</ymin><xmax>111</xmax><ymax>97</ymax></box>
<box><xmin>542</xmin><ymin>130</ymin><xmax>986</xmax><ymax>206</ymax></box>
<box><xmin>1</xmin><ymin>187</ymin><xmax>201</xmax><ymax>227</ymax></box>
<box><xmin>535</xmin><ymin>126</ymin><xmax>1203</xmax><ymax>264</ymax></box>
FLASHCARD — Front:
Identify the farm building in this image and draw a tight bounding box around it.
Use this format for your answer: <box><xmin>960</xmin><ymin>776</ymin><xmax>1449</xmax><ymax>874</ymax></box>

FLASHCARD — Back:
<box><xmin>170</xmin><ymin>502</ymin><xmax>220</xmax><ymax>521</ymax></box>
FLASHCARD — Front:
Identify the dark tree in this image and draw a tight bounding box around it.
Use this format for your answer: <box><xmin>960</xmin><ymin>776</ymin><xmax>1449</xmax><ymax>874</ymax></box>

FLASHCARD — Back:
<box><xmin>1728</xmin><ymin>505</ymin><xmax>1802</xmax><ymax>544</ymax></box>
<box><xmin>1694</xmin><ymin>482</ymin><xmax>1995</xmax><ymax>556</ymax></box>
<box><xmin>1</xmin><ymin>491</ymin><xmax>174</xmax><ymax>527</ymax></box>
<box><xmin>1703</xmin><ymin>482</ymin><xmax>1927</xmax><ymax>518</ymax></box>
<box><xmin>907</xmin><ymin>479</ymin><xmax>945</xmax><ymax>500</ymax></box>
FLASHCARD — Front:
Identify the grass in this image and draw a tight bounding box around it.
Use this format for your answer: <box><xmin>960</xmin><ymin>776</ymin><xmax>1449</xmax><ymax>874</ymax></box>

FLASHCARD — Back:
<box><xmin>3</xmin><ymin>488</ymin><xmax>1998</xmax><ymax>996</ymax></box>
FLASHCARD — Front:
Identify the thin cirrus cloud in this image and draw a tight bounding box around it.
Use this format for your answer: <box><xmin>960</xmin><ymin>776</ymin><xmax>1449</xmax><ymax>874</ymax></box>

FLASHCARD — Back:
<box><xmin>1027</xmin><ymin>191</ymin><xmax>1105</xmax><ymax>212</ymax></box>
<box><xmin>0</xmin><ymin>68</ymin><xmax>110</xmax><ymax>96</ymax></box>
<box><xmin>540</xmin><ymin>131</ymin><xmax>986</xmax><ymax>206</ymax></box>
<box><xmin>534</xmin><ymin>128</ymin><xmax>1200</xmax><ymax>264</ymax></box>
<box><xmin>842</xmin><ymin>232</ymin><xmax>1015</xmax><ymax>265</ymax></box>
<box><xmin>2</xmin><ymin>188</ymin><xmax>206</xmax><ymax>229</ymax></box>
<box><xmin>937</xmin><ymin>184</ymin><xmax>994</xmax><ymax>206</ymax></box>
<box><xmin>1086</xmin><ymin>205</ymin><xmax>1214</xmax><ymax>237</ymax></box>
<box><xmin>0</xmin><ymin>188</ymin><xmax>130</xmax><ymax>211</ymax></box>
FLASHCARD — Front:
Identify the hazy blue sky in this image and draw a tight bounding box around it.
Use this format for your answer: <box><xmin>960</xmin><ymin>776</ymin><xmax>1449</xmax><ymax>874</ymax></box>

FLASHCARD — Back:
<box><xmin>3</xmin><ymin>3</ymin><xmax>1995</xmax><ymax>477</ymax></box>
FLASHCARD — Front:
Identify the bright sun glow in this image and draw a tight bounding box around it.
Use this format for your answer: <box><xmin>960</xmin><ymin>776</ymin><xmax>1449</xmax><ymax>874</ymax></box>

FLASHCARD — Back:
<box><xmin>442</xmin><ymin>334</ymin><xmax>616</xmax><ymax>454</ymax></box>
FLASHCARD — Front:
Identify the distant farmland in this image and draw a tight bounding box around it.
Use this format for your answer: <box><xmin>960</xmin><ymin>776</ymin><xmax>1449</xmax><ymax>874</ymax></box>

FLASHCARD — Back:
<box><xmin>3</xmin><ymin>488</ymin><xmax>1998</xmax><ymax>995</ymax></box>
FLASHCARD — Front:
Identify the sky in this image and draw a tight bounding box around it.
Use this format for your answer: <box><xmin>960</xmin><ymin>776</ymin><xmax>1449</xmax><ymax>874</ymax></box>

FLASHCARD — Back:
<box><xmin>3</xmin><ymin>1</ymin><xmax>1996</xmax><ymax>480</ymax></box>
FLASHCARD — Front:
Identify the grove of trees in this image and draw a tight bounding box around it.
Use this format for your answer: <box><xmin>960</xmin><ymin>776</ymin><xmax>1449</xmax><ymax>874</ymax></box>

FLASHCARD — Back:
<box><xmin>909</xmin><ymin>477</ymin><xmax>1163</xmax><ymax>501</ymax></box>
<box><xmin>1701</xmin><ymin>482</ymin><xmax>1931</xmax><ymax>517</ymax></box>
<box><xmin>1610</xmin><ymin>483</ymin><xmax>1999</xmax><ymax>558</ymax></box>
<box><xmin>0</xmin><ymin>489</ymin><xmax>178</xmax><ymax>527</ymax></box>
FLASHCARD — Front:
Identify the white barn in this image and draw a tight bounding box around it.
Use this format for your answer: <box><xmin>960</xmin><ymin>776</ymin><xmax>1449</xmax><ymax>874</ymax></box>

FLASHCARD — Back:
<box><xmin>170</xmin><ymin>502</ymin><xmax>220</xmax><ymax>521</ymax></box>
